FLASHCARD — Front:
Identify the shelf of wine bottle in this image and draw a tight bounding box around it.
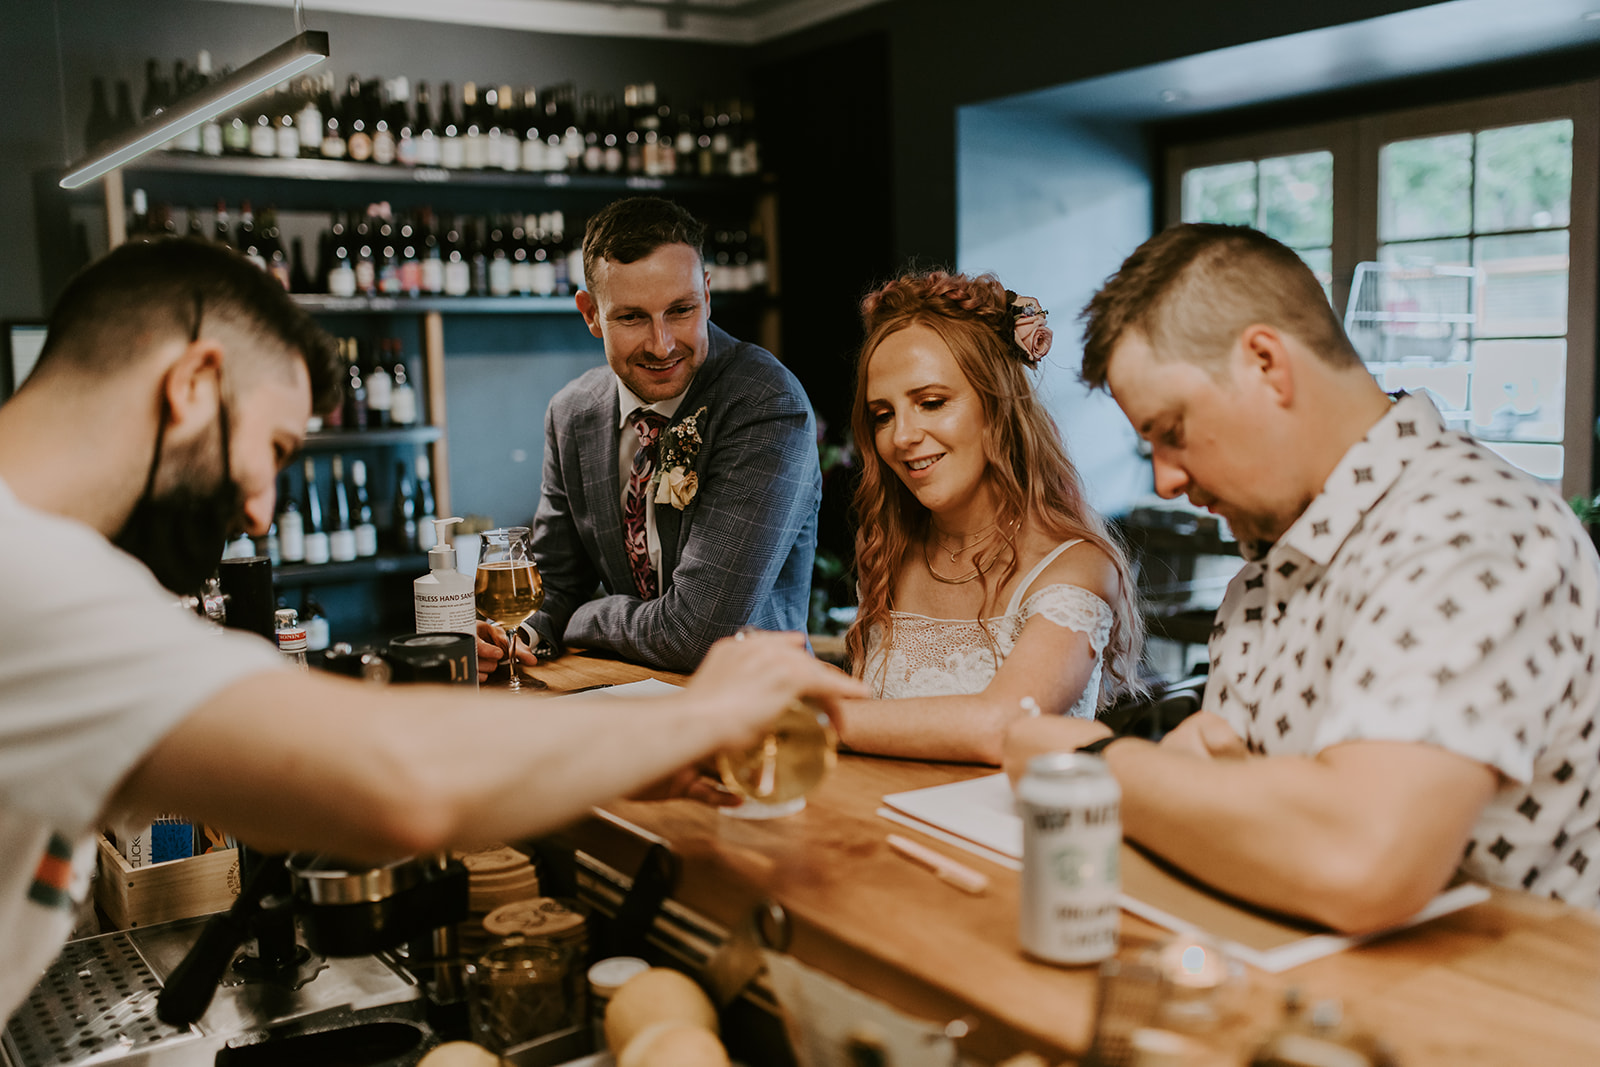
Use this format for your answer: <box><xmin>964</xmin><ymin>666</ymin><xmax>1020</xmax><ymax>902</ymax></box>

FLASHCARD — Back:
<box><xmin>79</xmin><ymin>152</ymin><xmax>770</xmax><ymax>194</ymax></box>
<box><xmin>301</xmin><ymin>425</ymin><xmax>443</xmax><ymax>449</ymax></box>
<box><xmin>295</xmin><ymin>294</ymin><xmax>577</xmax><ymax>314</ymax></box>
<box><xmin>273</xmin><ymin>553</ymin><xmax>430</xmax><ymax>586</ymax></box>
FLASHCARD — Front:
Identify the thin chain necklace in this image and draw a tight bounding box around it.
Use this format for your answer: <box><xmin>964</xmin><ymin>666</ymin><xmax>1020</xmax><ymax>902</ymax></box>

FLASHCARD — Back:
<box><xmin>923</xmin><ymin>536</ymin><xmax>1004</xmax><ymax>585</ymax></box>
<box><xmin>929</xmin><ymin>520</ymin><xmax>999</xmax><ymax>563</ymax></box>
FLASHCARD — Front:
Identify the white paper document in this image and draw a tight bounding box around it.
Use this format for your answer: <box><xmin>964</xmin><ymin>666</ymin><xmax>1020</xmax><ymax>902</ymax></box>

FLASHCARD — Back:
<box><xmin>880</xmin><ymin>772</ymin><xmax>1491</xmax><ymax>973</ymax></box>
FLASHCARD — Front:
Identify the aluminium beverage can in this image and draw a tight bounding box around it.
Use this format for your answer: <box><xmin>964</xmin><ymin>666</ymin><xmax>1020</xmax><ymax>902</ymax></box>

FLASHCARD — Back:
<box><xmin>1018</xmin><ymin>751</ymin><xmax>1121</xmax><ymax>965</ymax></box>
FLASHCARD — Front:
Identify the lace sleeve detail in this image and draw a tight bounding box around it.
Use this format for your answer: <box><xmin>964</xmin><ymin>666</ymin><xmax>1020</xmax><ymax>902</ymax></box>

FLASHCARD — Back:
<box><xmin>1019</xmin><ymin>584</ymin><xmax>1113</xmax><ymax>655</ymax></box>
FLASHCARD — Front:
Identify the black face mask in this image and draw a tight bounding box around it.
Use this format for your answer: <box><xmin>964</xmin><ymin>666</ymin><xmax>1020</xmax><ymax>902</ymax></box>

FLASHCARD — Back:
<box><xmin>114</xmin><ymin>395</ymin><xmax>246</xmax><ymax>597</ymax></box>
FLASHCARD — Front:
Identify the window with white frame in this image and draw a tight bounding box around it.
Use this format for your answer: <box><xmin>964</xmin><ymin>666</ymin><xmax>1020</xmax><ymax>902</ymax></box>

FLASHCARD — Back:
<box><xmin>1165</xmin><ymin>84</ymin><xmax>1597</xmax><ymax>498</ymax></box>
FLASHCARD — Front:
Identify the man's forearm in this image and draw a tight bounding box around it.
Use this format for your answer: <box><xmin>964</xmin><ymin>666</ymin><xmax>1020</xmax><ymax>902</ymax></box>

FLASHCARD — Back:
<box><xmin>1101</xmin><ymin>739</ymin><xmax>1487</xmax><ymax>932</ymax></box>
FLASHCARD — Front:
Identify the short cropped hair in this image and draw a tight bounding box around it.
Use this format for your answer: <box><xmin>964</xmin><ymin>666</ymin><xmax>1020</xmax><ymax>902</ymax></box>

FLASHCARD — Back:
<box><xmin>36</xmin><ymin>237</ymin><xmax>342</xmax><ymax>415</ymax></box>
<box><xmin>581</xmin><ymin>197</ymin><xmax>706</xmax><ymax>296</ymax></box>
<box><xmin>1079</xmin><ymin>223</ymin><xmax>1361</xmax><ymax>390</ymax></box>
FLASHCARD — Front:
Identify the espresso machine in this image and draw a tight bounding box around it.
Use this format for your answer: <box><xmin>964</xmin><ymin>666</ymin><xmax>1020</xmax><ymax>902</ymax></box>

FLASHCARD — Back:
<box><xmin>1</xmin><ymin>559</ymin><xmax>477</xmax><ymax>1067</ymax></box>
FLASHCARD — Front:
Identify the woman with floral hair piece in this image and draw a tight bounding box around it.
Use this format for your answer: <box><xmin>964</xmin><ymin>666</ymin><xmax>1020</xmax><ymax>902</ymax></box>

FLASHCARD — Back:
<box><xmin>840</xmin><ymin>270</ymin><xmax>1142</xmax><ymax>763</ymax></box>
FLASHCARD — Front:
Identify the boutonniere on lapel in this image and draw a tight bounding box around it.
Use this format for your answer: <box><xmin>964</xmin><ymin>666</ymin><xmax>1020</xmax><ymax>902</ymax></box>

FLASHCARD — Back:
<box><xmin>654</xmin><ymin>406</ymin><xmax>709</xmax><ymax>510</ymax></box>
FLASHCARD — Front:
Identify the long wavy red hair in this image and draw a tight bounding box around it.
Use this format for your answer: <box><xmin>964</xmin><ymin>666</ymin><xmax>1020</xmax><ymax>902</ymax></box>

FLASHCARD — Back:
<box><xmin>845</xmin><ymin>270</ymin><xmax>1144</xmax><ymax>707</ymax></box>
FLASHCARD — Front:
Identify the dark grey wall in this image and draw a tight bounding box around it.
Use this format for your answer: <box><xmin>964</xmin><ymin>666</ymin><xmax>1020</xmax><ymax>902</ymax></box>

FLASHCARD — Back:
<box><xmin>755</xmin><ymin>0</ymin><xmax>1450</xmax><ymax>265</ymax></box>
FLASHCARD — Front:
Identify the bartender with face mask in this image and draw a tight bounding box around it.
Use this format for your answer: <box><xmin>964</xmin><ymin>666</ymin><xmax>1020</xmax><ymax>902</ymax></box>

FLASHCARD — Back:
<box><xmin>0</xmin><ymin>238</ymin><xmax>863</xmax><ymax>1022</ymax></box>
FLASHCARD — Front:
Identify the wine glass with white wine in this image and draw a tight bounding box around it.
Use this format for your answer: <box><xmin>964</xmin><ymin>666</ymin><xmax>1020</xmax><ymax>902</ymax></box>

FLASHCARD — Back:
<box><xmin>475</xmin><ymin>527</ymin><xmax>545</xmax><ymax>692</ymax></box>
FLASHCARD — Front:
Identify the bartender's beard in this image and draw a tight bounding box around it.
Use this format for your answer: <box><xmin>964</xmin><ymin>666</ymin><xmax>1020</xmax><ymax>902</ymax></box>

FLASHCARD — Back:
<box><xmin>114</xmin><ymin>400</ymin><xmax>246</xmax><ymax>596</ymax></box>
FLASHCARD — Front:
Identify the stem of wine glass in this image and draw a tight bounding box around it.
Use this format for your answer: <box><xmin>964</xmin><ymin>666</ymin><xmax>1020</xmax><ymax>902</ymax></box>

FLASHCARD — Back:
<box><xmin>505</xmin><ymin>623</ymin><xmax>520</xmax><ymax>692</ymax></box>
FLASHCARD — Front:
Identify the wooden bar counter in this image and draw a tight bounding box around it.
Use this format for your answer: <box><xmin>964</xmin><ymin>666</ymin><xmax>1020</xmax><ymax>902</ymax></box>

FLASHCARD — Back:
<box><xmin>525</xmin><ymin>651</ymin><xmax>1600</xmax><ymax>1065</ymax></box>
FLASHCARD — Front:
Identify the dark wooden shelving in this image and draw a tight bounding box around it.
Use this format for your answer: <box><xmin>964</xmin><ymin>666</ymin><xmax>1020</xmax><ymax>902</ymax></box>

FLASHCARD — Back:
<box><xmin>301</xmin><ymin>426</ymin><xmax>442</xmax><ymax>449</ymax></box>
<box><xmin>273</xmin><ymin>553</ymin><xmax>429</xmax><ymax>586</ymax></box>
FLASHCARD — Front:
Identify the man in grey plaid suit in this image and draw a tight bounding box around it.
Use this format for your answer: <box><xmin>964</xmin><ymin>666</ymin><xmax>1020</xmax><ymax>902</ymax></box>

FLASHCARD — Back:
<box><xmin>488</xmin><ymin>198</ymin><xmax>819</xmax><ymax>674</ymax></box>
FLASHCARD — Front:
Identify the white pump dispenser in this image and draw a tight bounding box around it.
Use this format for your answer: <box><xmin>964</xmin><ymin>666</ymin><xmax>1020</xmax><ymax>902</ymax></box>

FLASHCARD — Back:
<box><xmin>414</xmin><ymin>517</ymin><xmax>477</xmax><ymax>667</ymax></box>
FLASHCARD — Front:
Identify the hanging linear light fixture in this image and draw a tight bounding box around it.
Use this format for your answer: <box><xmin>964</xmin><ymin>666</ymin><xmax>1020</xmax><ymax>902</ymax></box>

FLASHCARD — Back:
<box><xmin>59</xmin><ymin>2</ymin><xmax>328</xmax><ymax>189</ymax></box>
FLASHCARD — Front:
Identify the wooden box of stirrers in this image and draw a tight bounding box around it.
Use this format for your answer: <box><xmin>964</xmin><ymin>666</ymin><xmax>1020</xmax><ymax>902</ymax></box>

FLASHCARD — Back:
<box><xmin>95</xmin><ymin>835</ymin><xmax>241</xmax><ymax>930</ymax></box>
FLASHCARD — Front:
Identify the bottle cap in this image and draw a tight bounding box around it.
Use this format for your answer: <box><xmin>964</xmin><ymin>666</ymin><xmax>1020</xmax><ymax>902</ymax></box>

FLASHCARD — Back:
<box><xmin>429</xmin><ymin>516</ymin><xmax>463</xmax><ymax>571</ymax></box>
<box><xmin>587</xmin><ymin>956</ymin><xmax>650</xmax><ymax>997</ymax></box>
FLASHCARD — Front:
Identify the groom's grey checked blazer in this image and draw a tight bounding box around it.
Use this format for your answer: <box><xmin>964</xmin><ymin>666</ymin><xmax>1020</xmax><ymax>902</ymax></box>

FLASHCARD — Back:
<box><xmin>526</xmin><ymin>323</ymin><xmax>821</xmax><ymax>672</ymax></box>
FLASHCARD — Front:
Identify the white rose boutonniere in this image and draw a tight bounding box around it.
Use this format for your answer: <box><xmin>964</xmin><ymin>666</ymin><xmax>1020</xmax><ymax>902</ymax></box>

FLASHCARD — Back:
<box><xmin>653</xmin><ymin>405</ymin><xmax>709</xmax><ymax>510</ymax></box>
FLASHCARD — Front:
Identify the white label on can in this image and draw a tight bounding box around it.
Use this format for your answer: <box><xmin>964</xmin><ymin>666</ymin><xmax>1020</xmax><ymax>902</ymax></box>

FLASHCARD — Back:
<box><xmin>1018</xmin><ymin>769</ymin><xmax>1121</xmax><ymax>965</ymax></box>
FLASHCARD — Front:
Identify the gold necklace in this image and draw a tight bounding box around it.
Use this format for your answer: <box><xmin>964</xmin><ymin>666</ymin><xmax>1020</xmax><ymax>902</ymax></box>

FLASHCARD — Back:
<box><xmin>922</xmin><ymin>537</ymin><xmax>1003</xmax><ymax>585</ymax></box>
<box><xmin>929</xmin><ymin>521</ymin><xmax>999</xmax><ymax>563</ymax></box>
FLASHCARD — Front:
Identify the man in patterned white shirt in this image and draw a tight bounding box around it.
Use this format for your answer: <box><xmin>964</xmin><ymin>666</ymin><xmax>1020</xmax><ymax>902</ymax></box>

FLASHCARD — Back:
<box><xmin>1006</xmin><ymin>222</ymin><xmax>1600</xmax><ymax>933</ymax></box>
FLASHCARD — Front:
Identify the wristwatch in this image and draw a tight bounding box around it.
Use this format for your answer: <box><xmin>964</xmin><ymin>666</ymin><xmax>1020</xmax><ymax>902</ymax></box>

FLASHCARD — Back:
<box><xmin>519</xmin><ymin>623</ymin><xmax>559</xmax><ymax>660</ymax></box>
<box><xmin>1076</xmin><ymin>734</ymin><xmax>1123</xmax><ymax>757</ymax></box>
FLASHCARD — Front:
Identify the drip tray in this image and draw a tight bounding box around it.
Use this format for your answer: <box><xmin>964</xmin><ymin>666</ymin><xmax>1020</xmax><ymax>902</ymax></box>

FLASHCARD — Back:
<box><xmin>4</xmin><ymin>932</ymin><xmax>188</xmax><ymax>1066</ymax></box>
<box><xmin>3</xmin><ymin>920</ymin><xmax>426</xmax><ymax>1067</ymax></box>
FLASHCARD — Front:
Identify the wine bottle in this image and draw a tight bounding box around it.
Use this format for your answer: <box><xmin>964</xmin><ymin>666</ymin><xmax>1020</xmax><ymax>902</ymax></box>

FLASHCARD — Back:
<box><xmin>510</xmin><ymin>217</ymin><xmax>533</xmax><ymax>295</ymax></box>
<box><xmin>419</xmin><ymin>210</ymin><xmax>445</xmax><ymax>295</ymax></box>
<box><xmin>249</xmin><ymin>104</ymin><xmax>277</xmax><ymax>158</ymax></box>
<box><xmin>349</xmin><ymin>458</ymin><xmax>379</xmax><ymax>557</ymax></box>
<box><xmin>392</xmin><ymin>459</ymin><xmax>418</xmax><ymax>552</ymax></box>
<box><xmin>127</xmin><ymin>188</ymin><xmax>150</xmax><ymax>241</ymax></box>
<box><xmin>140</xmin><ymin>59</ymin><xmax>168</xmax><ymax>121</ymax></box>
<box><xmin>238</xmin><ymin>202</ymin><xmax>265</xmax><ymax>269</ymax></box>
<box><xmin>468</xmin><ymin>218</ymin><xmax>489</xmax><ymax>297</ymax></box>
<box><xmin>296</xmin><ymin>75</ymin><xmax>323</xmax><ymax>157</ymax></box>
<box><xmin>302</xmin><ymin>457</ymin><xmax>331</xmax><ymax>565</ymax></box>
<box><xmin>343</xmin><ymin>339</ymin><xmax>368</xmax><ymax>430</ymax></box>
<box><xmin>290</xmin><ymin>236</ymin><xmax>314</xmax><ymax>293</ymax></box>
<box><xmin>487</xmin><ymin>215</ymin><xmax>513</xmax><ymax>297</ymax></box>
<box><xmin>372</xmin><ymin>81</ymin><xmax>397</xmax><ymax>166</ymax></box>
<box><xmin>581</xmin><ymin>91</ymin><xmax>603</xmax><ymax>173</ymax></box>
<box><xmin>483</xmin><ymin>86</ymin><xmax>504</xmax><ymax>170</ymax></box>
<box><xmin>439</xmin><ymin>82</ymin><xmax>463</xmax><ymax>169</ymax></box>
<box><xmin>176</xmin><ymin>57</ymin><xmax>206</xmax><ymax>153</ymax></box>
<box><xmin>529</xmin><ymin>214</ymin><xmax>556</xmax><ymax>297</ymax></box>
<box><xmin>520</xmin><ymin>87</ymin><xmax>545</xmax><ymax>172</ymax></box>
<box><xmin>213</xmin><ymin>200</ymin><xmax>233</xmax><ymax>247</ymax></box>
<box><xmin>393</xmin><ymin>77</ymin><xmax>417</xmax><ymax>167</ymax></box>
<box><xmin>353</xmin><ymin>209</ymin><xmax>376</xmax><ymax>296</ymax></box>
<box><xmin>414</xmin><ymin>80</ymin><xmax>441</xmax><ymax>167</ymax></box>
<box><xmin>321</xmin><ymin>80</ymin><xmax>347</xmax><ymax>159</ymax></box>
<box><xmin>303</xmin><ymin>596</ymin><xmax>331</xmax><ymax>652</ymax></box>
<box><xmin>327</xmin><ymin>213</ymin><xmax>357</xmax><ymax>297</ymax></box>
<box><xmin>376</xmin><ymin>208</ymin><xmax>401</xmax><ymax>295</ymax></box>
<box><xmin>345</xmin><ymin>76</ymin><xmax>373</xmax><ymax>163</ymax></box>
<box><xmin>112</xmin><ymin>81</ymin><xmax>137</xmax><ymax>139</ymax></box>
<box><xmin>276</xmin><ymin>474</ymin><xmax>305</xmax><ymax>563</ymax></box>
<box><xmin>415</xmin><ymin>453</ymin><xmax>439</xmax><ymax>550</ymax></box>
<box><xmin>443</xmin><ymin>217</ymin><xmax>471</xmax><ymax>297</ymax></box>
<box><xmin>398</xmin><ymin>215</ymin><xmax>422</xmax><ymax>297</ymax></box>
<box><xmin>462</xmin><ymin>82</ymin><xmax>486</xmax><ymax>170</ymax></box>
<box><xmin>367</xmin><ymin>338</ymin><xmax>393</xmax><ymax>428</ymax></box>
<box><xmin>275</xmin><ymin>100</ymin><xmax>299</xmax><ymax>159</ymax></box>
<box><xmin>497</xmin><ymin>84</ymin><xmax>520</xmax><ymax>171</ymax></box>
<box><xmin>200</xmin><ymin>64</ymin><xmax>225</xmax><ymax>158</ymax></box>
<box><xmin>84</xmin><ymin>77</ymin><xmax>114</xmax><ymax>152</ymax></box>
<box><xmin>390</xmin><ymin>356</ymin><xmax>418</xmax><ymax>427</ymax></box>
<box><xmin>327</xmin><ymin>455</ymin><xmax>357</xmax><ymax>562</ymax></box>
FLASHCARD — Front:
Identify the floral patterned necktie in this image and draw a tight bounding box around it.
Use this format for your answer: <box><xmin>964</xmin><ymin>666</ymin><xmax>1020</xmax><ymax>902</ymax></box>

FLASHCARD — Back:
<box><xmin>624</xmin><ymin>408</ymin><xmax>669</xmax><ymax>599</ymax></box>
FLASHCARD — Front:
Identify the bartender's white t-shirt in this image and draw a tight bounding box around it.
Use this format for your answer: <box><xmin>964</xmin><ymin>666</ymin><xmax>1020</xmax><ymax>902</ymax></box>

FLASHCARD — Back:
<box><xmin>0</xmin><ymin>476</ymin><xmax>281</xmax><ymax>1023</ymax></box>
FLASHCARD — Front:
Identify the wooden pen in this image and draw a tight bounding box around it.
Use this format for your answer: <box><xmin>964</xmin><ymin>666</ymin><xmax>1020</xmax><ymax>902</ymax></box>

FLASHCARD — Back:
<box><xmin>886</xmin><ymin>833</ymin><xmax>989</xmax><ymax>895</ymax></box>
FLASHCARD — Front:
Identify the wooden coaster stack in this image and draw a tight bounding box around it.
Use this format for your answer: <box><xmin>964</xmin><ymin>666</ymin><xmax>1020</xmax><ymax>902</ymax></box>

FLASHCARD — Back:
<box><xmin>453</xmin><ymin>845</ymin><xmax>541</xmax><ymax>956</ymax></box>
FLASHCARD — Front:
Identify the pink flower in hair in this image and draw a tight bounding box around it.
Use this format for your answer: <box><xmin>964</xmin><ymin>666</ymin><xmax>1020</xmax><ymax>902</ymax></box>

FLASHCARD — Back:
<box><xmin>1010</xmin><ymin>295</ymin><xmax>1052</xmax><ymax>366</ymax></box>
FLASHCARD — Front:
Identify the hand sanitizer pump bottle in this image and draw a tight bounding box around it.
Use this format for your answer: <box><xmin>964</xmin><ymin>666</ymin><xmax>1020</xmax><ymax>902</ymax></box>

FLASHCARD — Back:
<box><xmin>413</xmin><ymin>516</ymin><xmax>478</xmax><ymax>685</ymax></box>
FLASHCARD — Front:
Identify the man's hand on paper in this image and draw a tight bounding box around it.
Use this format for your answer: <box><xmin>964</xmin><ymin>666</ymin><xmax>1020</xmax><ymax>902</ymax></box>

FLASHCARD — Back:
<box><xmin>1001</xmin><ymin>715</ymin><xmax>1111</xmax><ymax>787</ymax></box>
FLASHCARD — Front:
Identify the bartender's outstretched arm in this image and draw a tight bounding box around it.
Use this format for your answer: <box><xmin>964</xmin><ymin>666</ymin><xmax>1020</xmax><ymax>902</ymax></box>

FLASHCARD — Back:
<box><xmin>110</xmin><ymin>631</ymin><xmax>862</xmax><ymax>864</ymax></box>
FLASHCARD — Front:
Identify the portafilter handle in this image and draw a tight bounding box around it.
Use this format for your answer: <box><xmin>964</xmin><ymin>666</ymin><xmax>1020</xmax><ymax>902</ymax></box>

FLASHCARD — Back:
<box><xmin>155</xmin><ymin>851</ymin><xmax>290</xmax><ymax>1026</ymax></box>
